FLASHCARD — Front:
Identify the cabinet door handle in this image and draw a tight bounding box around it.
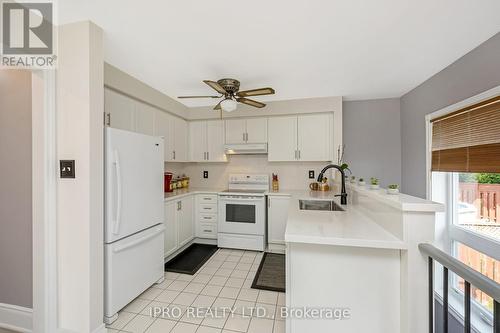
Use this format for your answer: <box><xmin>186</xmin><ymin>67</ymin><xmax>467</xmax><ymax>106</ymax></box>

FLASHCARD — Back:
<box><xmin>294</xmin><ymin>150</ymin><xmax>297</xmax><ymax>160</ymax></box>
<box><xmin>207</xmin><ymin>152</ymin><xmax>209</xmax><ymax>160</ymax></box>
<box><xmin>268</xmin><ymin>198</ymin><xmax>271</xmax><ymax>208</ymax></box>
<box><xmin>298</xmin><ymin>150</ymin><xmax>301</xmax><ymax>159</ymax></box>
<box><xmin>173</xmin><ymin>151</ymin><xmax>176</xmax><ymax>160</ymax></box>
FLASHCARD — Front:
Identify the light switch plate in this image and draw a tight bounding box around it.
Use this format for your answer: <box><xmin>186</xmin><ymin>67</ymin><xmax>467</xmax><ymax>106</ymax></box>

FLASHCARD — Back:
<box><xmin>308</xmin><ymin>170</ymin><xmax>315</xmax><ymax>179</ymax></box>
<box><xmin>60</xmin><ymin>160</ymin><xmax>75</xmax><ymax>178</ymax></box>
<box><xmin>203</xmin><ymin>171</ymin><xmax>208</xmax><ymax>179</ymax></box>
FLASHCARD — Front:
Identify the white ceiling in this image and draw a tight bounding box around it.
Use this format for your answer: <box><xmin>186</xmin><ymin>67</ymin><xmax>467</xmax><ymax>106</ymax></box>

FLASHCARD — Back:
<box><xmin>59</xmin><ymin>0</ymin><xmax>500</xmax><ymax>107</ymax></box>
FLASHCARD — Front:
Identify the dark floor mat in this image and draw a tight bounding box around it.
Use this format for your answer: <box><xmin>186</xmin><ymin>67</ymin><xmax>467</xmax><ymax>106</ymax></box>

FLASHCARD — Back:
<box><xmin>251</xmin><ymin>252</ymin><xmax>285</xmax><ymax>292</ymax></box>
<box><xmin>165</xmin><ymin>244</ymin><xmax>218</xmax><ymax>275</ymax></box>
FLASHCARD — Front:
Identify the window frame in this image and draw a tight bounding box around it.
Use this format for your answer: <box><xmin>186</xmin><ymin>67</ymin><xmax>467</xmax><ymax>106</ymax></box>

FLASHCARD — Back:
<box><xmin>426</xmin><ymin>85</ymin><xmax>500</xmax><ymax>330</ymax></box>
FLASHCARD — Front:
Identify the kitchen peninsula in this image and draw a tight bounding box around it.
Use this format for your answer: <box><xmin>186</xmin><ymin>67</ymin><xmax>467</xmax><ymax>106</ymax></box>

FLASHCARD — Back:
<box><xmin>278</xmin><ymin>185</ymin><xmax>444</xmax><ymax>333</ymax></box>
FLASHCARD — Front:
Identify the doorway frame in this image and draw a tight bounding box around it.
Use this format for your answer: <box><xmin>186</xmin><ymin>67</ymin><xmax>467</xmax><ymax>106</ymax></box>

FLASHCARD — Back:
<box><xmin>32</xmin><ymin>69</ymin><xmax>58</xmax><ymax>333</ymax></box>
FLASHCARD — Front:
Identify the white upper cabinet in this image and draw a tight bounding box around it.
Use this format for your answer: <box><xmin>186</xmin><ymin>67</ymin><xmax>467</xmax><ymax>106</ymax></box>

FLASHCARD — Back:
<box><xmin>174</xmin><ymin>116</ymin><xmax>189</xmax><ymax>162</ymax></box>
<box><xmin>155</xmin><ymin>110</ymin><xmax>189</xmax><ymax>162</ymax></box>
<box><xmin>207</xmin><ymin>120</ymin><xmax>226</xmax><ymax>162</ymax></box>
<box><xmin>135</xmin><ymin>102</ymin><xmax>156</xmax><ymax>136</ymax></box>
<box><xmin>268</xmin><ymin>113</ymin><xmax>333</xmax><ymax>162</ymax></box>
<box><xmin>189</xmin><ymin>121</ymin><xmax>207</xmax><ymax>162</ymax></box>
<box><xmin>155</xmin><ymin>110</ymin><xmax>175</xmax><ymax>161</ymax></box>
<box><xmin>224</xmin><ymin>117</ymin><xmax>268</xmax><ymax>144</ymax></box>
<box><xmin>225</xmin><ymin>119</ymin><xmax>246</xmax><ymax>144</ymax></box>
<box><xmin>268</xmin><ymin>116</ymin><xmax>297</xmax><ymax>161</ymax></box>
<box><xmin>189</xmin><ymin>120</ymin><xmax>227</xmax><ymax>162</ymax></box>
<box><xmin>105</xmin><ymin>88</ymin><xmax>135</xmax><ymax>131</ymax></box>
<box><xmin>297</xmin><ymin>113</ymin><xmax>332</xmax><ymax>161</ymax></box>
<box><xmin>105</xmin><ymin>88</ymin><xmax>189</xmax><ymax>162</ymax></box>
<box><xmin>246</xmin><ymin>118</ymin><xmax>268</xmax><ymax>143</ymax></box>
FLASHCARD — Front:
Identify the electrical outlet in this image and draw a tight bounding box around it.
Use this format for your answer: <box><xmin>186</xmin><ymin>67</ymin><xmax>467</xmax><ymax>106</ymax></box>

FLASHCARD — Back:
<box><xmin>308</xmin><ymin>170</ymin><xmax>315</xmax><ymax>179</ymax></box>
<box><xmin>203</xmin><ymin>171</ymin><xmax>208</xmax><ymax>179</ymax></box>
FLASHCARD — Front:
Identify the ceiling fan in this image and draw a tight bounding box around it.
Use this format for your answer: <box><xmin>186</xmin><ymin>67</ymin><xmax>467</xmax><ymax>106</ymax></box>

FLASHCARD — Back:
<box><xmin>178</xmin><ymin>78</ymin><xmax>275</xmax><ymax>112</ymax></box>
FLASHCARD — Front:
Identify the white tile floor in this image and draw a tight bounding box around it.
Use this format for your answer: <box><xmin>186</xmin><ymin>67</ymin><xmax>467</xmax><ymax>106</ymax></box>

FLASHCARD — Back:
<box><xmin>107</xmin><ymin>249</ymin><xmax>286</xmax><ymax>333</ymax></box>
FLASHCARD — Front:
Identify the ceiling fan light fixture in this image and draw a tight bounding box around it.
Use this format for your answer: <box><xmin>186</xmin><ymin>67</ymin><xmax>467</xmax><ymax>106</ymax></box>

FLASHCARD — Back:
<box><xmin>220</xmin><ymin>98</ymin><xmax>237</xmax><ymax>112</ymax></box>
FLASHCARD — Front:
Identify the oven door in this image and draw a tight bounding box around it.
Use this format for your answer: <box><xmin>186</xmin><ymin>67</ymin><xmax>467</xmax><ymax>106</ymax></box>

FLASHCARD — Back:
<box><xmin>218</xmin><ymin>195</ymin><xmax>265</xmax><ymax>235</ymax></box>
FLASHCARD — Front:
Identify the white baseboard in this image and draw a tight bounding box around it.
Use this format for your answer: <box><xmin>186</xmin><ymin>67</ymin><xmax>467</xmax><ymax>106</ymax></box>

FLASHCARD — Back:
<box><xmin>267</xmin><ymin>243</ymin><xmax>286</xmax><ymax>253</ymax></box>
<box><xmin>0</xmin><ymin>303</ymin><xmax>32</xmax><ymax>333</ymax></box>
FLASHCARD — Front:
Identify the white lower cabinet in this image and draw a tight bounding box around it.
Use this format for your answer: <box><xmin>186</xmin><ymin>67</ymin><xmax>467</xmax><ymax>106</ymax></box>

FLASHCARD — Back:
<box><xmin>164</xmin><ymin>201</ymin><xmax>178</xmax><ymax>258</ymax></box>
<box><xmin>164</xmin><ymin>195</ymin><xmax>194</xmax><ymax>258</ymax></box>
<box><xmin>195</xmin><ymin>194</ymin><xmax>218</xmax><ymax>239</ymax></box>
<box><xmin>267</xmin><ymin>195</ymin><xmax>290</xmax><ymax>244</ymax></box>
<box><xmin>178</xmin><ymin>195</ymin><xmax>194</xmax><ymax>247</ymax></box>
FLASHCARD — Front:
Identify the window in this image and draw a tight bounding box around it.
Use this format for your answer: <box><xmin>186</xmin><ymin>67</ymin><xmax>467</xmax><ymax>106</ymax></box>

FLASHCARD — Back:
<box><xmin>454</xmin><ymin>242</ymin><xmax>499</xmax><ymax>313</ymax></box>
<box><xmin>429</xmin><ymin>92</ymin><xmax>500</xmax><ymax>331</ymax></box>
<box><xmin>454</xmin><ymin>173</ymin><xmax>500</xmax><ymax>242</ymax></box>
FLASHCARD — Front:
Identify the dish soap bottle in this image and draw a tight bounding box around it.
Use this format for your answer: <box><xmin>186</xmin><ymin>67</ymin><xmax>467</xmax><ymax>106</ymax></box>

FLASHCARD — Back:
<box><xmin>272</xmin><ymin>173</ymin><xmax>279</xmax><ymax>192</ymax></box>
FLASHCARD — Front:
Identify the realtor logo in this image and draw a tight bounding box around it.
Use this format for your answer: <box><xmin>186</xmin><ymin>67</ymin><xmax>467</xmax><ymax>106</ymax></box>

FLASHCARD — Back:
<box><xmin>1</xmin><ymin>1</ymin><xmax>56</xmax><ymax>68</ymax></box>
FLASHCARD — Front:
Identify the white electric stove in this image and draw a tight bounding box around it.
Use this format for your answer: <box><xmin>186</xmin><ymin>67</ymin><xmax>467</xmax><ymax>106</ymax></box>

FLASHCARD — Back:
<box><xmin>218</xmin><ymin>174</ymin><xmax>269</xmax><ymax>251</ymax></box>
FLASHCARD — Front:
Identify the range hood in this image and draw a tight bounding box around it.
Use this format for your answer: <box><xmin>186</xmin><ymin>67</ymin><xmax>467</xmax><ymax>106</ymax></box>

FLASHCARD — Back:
<box><xmin>224</xmin><ymin>143</ymin><xmax>268</xmax><ymax>155</ymax></box>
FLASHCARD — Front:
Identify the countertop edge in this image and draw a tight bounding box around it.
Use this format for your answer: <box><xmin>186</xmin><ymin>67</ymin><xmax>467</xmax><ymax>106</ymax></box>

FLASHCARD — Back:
<box><xmin>284</xmin><ymin>234</ymin><xmax>407</xmax><ymax>250</ymax></box>
<box><xmin>164</xmin><ymin>188</ymin><xmax>223</xmax><ymax>201</ymax></box>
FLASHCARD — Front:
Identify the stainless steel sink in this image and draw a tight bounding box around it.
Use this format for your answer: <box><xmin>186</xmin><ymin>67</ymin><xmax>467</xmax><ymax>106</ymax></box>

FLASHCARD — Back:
<box><xmin>299</xmin><ymin>200</ymin><xmax>345</xmax><ymax>211</ymax></box>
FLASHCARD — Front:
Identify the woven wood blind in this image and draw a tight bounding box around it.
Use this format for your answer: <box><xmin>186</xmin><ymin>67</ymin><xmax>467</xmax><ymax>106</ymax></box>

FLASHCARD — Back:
<box><xmin>431</xmin><ymin>95</ymin><xmax>500</xmax><ymax>173</ymax></box>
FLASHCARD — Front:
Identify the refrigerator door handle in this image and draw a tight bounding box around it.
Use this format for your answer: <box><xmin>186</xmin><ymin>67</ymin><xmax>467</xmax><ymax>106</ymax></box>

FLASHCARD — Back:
<box><xmin>113</xmin><ymin>225</ymin><xmax>165</xmax><ymax>253</ymax></box>
<box><xmin>113</xmin><ymin>149</ymin><xmax>123</xmax><ymax>235</ymax></box>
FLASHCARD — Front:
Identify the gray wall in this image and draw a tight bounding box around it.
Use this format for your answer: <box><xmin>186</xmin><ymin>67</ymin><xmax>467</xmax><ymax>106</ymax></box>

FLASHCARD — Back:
<box><xmin>0</xmin><ymin>70</ymin><xmax>33</xmax><ymax>308</ymax></box>
<box><xmin>401</xmin><ymin>32</ymin><xmax>500</xmax><ymax>198</ymax></box>
<box><xmin>343</xmin><ymin>98</ymin><xmax>401</xmax><ymax>188</ymax></box>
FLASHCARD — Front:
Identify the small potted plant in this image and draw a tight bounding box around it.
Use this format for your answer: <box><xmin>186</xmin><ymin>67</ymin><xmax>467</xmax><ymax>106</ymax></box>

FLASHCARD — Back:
<box><xmin>350</xmin><ymin>176</ymin><xmax>356</xmax><ymax>184</ymax></box>
<box><xmin>370</xmin><ymin>177</ymin><xmax>379</xmax><ymax>190</ymax></box>
<box><xmin>387</xmin><ymin>184</ymin><xmax>399</xmax><ymax>195</ymax></box>
<box><xmin>358</xmin><ymin>178</ymin><xmax>365</xmax><ymax>186</ymax></box>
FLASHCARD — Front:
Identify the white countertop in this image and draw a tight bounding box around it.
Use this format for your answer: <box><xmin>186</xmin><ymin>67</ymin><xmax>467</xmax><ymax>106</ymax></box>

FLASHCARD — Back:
<box><xmin>346</xmin><ymin>183</ymin><xmax>445</xmax><ymax>212</ymax></box>
<box><xmin>269</xmin><ymin>185</ymin><xmax>444</xmax><ymax>213</ymax></box>
<box><xmin>164</xmin><ymin>187</ymin><xmax>223</xmax><ymax>201</ymax></box>
<box><xmin>282</xmin><ymin>190</ymin><xmax>407</xmax><ymax>250</ymax></box>
<box><xmin>165</xmin><ymin>185</ymin><xmax>442</xmax><ymax>250</ymax></box>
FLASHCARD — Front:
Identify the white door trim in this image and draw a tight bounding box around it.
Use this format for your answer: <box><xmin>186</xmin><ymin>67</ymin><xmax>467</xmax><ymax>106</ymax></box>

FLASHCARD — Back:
<box><xmin>32</xmin><ymin>70</ymin><xmax>58</xmax><ymax>333</ymax></box>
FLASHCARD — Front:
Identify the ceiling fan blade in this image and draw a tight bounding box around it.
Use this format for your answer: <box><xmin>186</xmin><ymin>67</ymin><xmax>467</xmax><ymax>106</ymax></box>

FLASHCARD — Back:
<box><xmin>213</xmin><ymin>100</ymin><xmax>222</xmax><ymax>110</ymax></box>
<box><xmin>203</xmin><ymin>80</ymin><xmax>227</xmax><ymax>94</ymax></box>
<box><xmin>236</xmin><ymin>87</ymin><xmax>275</xmax><ymax>97</ymax></box>
<box><xmin>177</xmin><ymin>95</ymin><xmax>221</xmax><ymax>99</ymax></box>
<box><xmin>237</xmin><ymin>97</ymin><xmax>266</xmax><ymax>108</ymax></box>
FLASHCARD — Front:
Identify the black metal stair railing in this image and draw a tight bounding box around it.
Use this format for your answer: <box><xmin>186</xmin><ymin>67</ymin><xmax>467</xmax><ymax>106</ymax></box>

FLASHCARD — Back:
<box><xmin>419</xmin><ymin>243</ymin><xmax>500</xmax><ymax>333</ymax></box>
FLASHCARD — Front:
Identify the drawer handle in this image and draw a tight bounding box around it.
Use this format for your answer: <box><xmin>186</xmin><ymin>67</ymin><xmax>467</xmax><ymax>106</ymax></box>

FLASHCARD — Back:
<box><xmin>203</xmin><ymin>217</ymin><xmax>211</xmax><ymax>219</ymax></box>
<box><xmin>203</xmin><ymin>207</ymin><xmax>211</xmax><ymax>210</ymax></box>
<box><xmin>203</xmin><ymin>229</ymin><xmax>212</xmax><ymax>232</ymax></box>
<box><xmin>203</xmin><ymin>198</ymin><xmax>212</xmax><ymax>200</ymax></box>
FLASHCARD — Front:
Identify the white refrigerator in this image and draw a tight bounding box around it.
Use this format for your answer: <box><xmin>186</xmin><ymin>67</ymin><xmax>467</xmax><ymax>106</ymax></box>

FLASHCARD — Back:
<box><xmin>104</xmin><ymin>127</ymin><xmax>165</xmax><ymax>324</ymax></box>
